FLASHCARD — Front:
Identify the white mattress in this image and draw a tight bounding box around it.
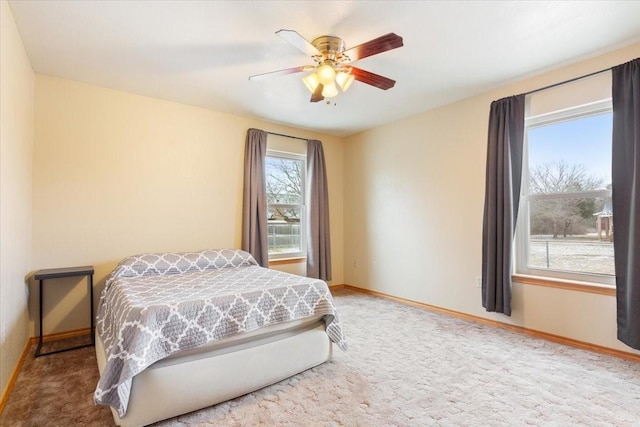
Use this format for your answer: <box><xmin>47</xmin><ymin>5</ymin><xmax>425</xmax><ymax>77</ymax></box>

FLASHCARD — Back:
<box><xmin>96</xmin><ymin>316</ymin><xmax>332</xmax><ymax>426</ymax></box>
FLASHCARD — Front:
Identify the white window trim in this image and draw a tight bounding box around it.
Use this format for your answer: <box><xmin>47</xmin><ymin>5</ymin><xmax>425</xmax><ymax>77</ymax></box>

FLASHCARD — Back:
<box><xmin>266</xmin><ymin>149</ymin><xmax>307</xmax><ymax>260</ymax></box>
<box><xmin>516</xmin><ymin>98</ymin><xmax>615</xmax><ymax>287</ymax></box>
<box><xmin>526</xmin><ymin>99</ymin><xmax>612</xmax><ymax>128</ymax></box>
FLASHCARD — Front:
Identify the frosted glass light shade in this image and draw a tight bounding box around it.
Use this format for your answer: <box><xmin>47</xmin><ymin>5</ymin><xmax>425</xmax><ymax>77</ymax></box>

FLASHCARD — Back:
<box><xmin>336</xmin><ymin>71</ymin><xmax>355</xmax><ymax>92</ymax></box>
<box><xmin>317</xmin><ymin>63</ymin><xmax>336</xmax><ymax>85</ymax></box>
<box><xmin>303</xmin><ymin>73</ymin><xmax>320</xmax><ymax>94</ymax></box>
<box><xmin>321</xmin><ymin>81</ymin><xmax>339</xmax><ymax>98</ymax></box>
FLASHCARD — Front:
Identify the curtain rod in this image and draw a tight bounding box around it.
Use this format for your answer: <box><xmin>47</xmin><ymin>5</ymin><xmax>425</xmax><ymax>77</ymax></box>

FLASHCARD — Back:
<box><xmin>266</xmin><ymin>131</ymin><xmax>308</xmax><ymax>142</ymax></box>
<box><xmin>524</xmin><ymin>65</ymin><xmax>613</xmax><ymax>97</ymax></box>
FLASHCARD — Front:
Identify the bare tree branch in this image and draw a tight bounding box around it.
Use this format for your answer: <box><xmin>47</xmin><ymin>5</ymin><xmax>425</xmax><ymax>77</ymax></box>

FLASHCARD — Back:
<box><xmin>266</xmin><ymin>157</ymin><xmax>303</xmax><ymax>220</ymax></box>
<box><xmin>529</xmin><ymin>161</ymin><xmax>605</xmax><ymax>238</ymax></box>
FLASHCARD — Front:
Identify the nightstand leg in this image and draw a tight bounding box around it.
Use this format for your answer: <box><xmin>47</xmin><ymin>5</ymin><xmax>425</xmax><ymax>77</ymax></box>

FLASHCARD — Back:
<box><xmin>36</xmin><ymin>279</ymin><xmax>44</xmax><ymax>357</ymax></box>
<box><xmin>90</xmin><ymin>274</ymin><xmax>94</xmax><ymax>346</ymax></box>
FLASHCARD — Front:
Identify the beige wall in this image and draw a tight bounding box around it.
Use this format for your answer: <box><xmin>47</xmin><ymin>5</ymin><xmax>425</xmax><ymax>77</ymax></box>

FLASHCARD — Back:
<box><xmin>0</xmin><ymin>0</ymin><xmax>34</xmax><ymax>398</ymax></box>
<box><xmin>344</xmin><ymin>42</ymin><xmax>640</xmax><ymax>354</ymax></box>
<box><xmin>32</xmin><ymin>75</ymin><xmax>344</xmax><ymax>334</ymax></box>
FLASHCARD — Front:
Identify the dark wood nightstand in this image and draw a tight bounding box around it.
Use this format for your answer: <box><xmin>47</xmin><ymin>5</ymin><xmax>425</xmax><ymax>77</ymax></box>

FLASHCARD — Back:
<box><xmin>34</xmin><ymin>266</ymin><xmax>95</xmax><ymax>357</ymax></box>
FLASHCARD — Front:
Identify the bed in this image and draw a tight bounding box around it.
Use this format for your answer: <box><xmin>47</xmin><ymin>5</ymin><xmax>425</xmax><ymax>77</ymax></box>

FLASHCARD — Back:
<box><xmin>93</xmin><ymin>248</ymin><xmax>347</xmax><ymax>427</ymax></box>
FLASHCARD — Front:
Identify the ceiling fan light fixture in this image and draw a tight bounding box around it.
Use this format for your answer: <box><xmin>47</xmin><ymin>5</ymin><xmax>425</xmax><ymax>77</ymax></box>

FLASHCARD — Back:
<box><xmin>303</xmin><ymin>72</ymin><xmax>320</xmax><ymax>93</ymax></box>
<box><xmin>250</xmin><ymin>30</ymin><xmax>403</xmax><ymax>103</ymax></box>
<box><xmin>316</xmin><ymin>62</ymin><xmax>336</xmax><ymax>85</ymax></box>
<box><xmin>321</xmin><ymin>81</ymin><xmax>339</xmax><ymax>98</ymax></box>
<box><xmin>336</xmin><ymin>71</ymin><xmax>355</xmax><ymax>92</ymax></box>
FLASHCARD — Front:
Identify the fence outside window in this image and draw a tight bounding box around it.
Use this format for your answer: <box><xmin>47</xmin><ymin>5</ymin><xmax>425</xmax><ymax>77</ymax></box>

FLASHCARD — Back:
<box><xmin>268</xmin><ymin>220</ymin><xmax>302</xmax><ymax>255</ymax></box>
<box><xmin>529</xmin><ymin>238</ymin><xmax>614</xmax><ymax>276</ymax></box>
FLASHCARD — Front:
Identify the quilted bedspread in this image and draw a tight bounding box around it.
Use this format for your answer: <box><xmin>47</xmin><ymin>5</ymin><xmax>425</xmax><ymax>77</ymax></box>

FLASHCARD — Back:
<box><xmin>93</xmin><ymin>249</ymin><xmax>347</xmax><ymax>417</ymax></box>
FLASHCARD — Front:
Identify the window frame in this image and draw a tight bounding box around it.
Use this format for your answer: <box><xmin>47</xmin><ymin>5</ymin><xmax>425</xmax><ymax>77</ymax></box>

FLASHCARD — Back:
<box><xmin>265</xmin><ymin>149</ymin><xmax>307</xmax><ymax>260</ymax></box>
<box><xmin>515</xmin><ymin>98</ymin><xmax>615</xmax><ymax>287</ymax></box>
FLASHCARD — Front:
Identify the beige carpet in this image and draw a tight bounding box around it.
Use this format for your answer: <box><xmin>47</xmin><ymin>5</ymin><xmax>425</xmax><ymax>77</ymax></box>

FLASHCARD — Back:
<box><xmin>2</xmin><ymin>289</ymin><xmax>640</xmax><ymax>426</ymax></box>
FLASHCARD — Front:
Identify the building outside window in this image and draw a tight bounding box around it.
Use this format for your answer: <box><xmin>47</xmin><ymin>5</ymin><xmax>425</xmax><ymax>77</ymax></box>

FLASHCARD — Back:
<box><xmin>265</xmin><ymin>150</ymin><xmax>306</xmax><ymax>259</ymax></box>
<box><xmin>516</xmin><ymin>98</ymin><xmax>615</xmax><ymax>286</ymax></box>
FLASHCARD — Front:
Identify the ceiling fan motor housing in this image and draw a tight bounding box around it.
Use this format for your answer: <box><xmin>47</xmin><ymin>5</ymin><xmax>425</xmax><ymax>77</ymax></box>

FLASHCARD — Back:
<box><xmin>312</xmin><ymin>36</ymin><xmax>346</xmax><ymax>62</ymax></box>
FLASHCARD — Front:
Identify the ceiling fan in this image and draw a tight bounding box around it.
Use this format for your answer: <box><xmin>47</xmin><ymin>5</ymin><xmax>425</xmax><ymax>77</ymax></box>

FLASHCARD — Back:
<box><xmin>249</xmin><ymin>30</ymin><xmax>403</xmax><ymax>103</ymax></box>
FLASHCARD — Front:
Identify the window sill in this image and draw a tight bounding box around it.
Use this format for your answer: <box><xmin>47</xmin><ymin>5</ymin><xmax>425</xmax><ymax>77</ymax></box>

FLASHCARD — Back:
<box><xmin>512</xmin><ymin>274</ymin><xmax>615</xmax><ymax>296</ymax></box>
<box><xmin>268</xmin><ymin>257</ymin><xmax>306</xmax><ymax>267</ymax></box>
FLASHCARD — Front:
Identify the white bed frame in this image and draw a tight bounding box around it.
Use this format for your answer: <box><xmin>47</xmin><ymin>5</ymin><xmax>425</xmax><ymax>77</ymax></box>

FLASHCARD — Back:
<box><xmin>96</xmin><ymin>317</ymin><xmax>332</xmax><ymax>427</ymax></box>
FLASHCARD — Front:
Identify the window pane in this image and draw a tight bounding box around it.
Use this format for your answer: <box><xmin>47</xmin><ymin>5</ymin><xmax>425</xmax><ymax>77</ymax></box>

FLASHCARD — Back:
<box><xmin>527</xmin><ymin>197</ymin><xmax>614</xmax><ymax>275</ymax></box>
<box><xmin>524</xmin><ymin>111</ymin><xmax>614</xmax><ymax>279</ymax></box>
<box><xmin>265</xmin><ymin>152</ymin><xmax>305</xmax><ymax>258</ymax></box>
<box><xmin>528</xmin><ymin>113</ymin><xmax>612</xmax><ymax>195</ymax></box>
<box><xmin>266</xmin><ymin>157</ymin><xmax>303</xmax><ymax>204</ymax></box>
<box><xmin>267</xmin><ymin>206</ymin><xmax>302</xmax><ymax>255</ymax></box>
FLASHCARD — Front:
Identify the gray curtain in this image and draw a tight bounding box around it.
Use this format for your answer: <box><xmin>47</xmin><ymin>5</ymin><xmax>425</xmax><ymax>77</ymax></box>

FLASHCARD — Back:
<box><xmin>241</xmin><ymin>128</ymin><xmax>269</xmax><ymax>267</ymax></box>
<box><xmin>612</xmin><ymin>58</ymin><xmax>640</xmax><ymax>349</ymax></box>
<box><xmin>481</xmin><ymin>95</ymin><xmax>525</xmax><ymax>316</ymax></box>
<box><xmin>306</xmin><ymin>140</ymin><xmax>332</xmax><ymax>281</ymax></box>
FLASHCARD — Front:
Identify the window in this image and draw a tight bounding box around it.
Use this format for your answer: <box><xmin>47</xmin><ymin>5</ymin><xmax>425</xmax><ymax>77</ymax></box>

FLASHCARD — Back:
<box><xmin>516</xmin><ymin>99</ymin><xmax>615</xmax><ymax>286</ymax></box>
<box><xmin>265</xmin><ymin>150</ymin><xmax>306</xmax><ymax>259</ymax></box>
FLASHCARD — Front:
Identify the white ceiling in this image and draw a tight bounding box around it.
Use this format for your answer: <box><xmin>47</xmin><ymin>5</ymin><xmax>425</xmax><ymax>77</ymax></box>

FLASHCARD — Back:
<box><xmin>8</xmin><ymin>1</ymin><xmax>640</xmax><ymax>137</ymax></box>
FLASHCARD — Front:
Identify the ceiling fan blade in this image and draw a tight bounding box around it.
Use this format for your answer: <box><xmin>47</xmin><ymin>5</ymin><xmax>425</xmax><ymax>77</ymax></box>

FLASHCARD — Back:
<box><xmin>350</xmin><ymin>67</ymin><xmax>396</xmax><ymax>90</ymax></box>
<box><xmin>276</xmin><ymin>29</ymin><xmax>322</xmax><ymax>57</ymax></box>
<box><xmin>342</xmin><ymin>33</ymin><xmax>403</xmax><ymax>62</ymax></box>
<box><xmin>249</xmin><ymin>65</ymin><xmax>311</xmax><ymax>80</ymax></box>
<box><xmin>310</xmin><ymin>84</ymin><xmax>325</xmax><ymax>103</ymax></box>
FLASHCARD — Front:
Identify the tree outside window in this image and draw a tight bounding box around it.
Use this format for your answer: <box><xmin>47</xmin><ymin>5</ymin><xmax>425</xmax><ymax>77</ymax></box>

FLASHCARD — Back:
<box><xmin>265</xmin><ymin>152</ymin><xmax>305</xmax><ymax>257</ymax></box>
<box><xmin>529</xmin><ymin>160</ymin><xmax>605</xmax><ymax>239</ymax></box>
<box><xmin>518</xmin><ymin>105</ymin><xmax>615</xmax><ymax>282</ymax></box>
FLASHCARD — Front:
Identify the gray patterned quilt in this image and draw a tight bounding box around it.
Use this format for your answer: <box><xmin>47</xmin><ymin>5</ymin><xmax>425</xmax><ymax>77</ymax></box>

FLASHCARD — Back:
<box><xmin>93</xmin><ymin>249</ymin><xmax>347</xmax><ymax>417</ymax></box>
